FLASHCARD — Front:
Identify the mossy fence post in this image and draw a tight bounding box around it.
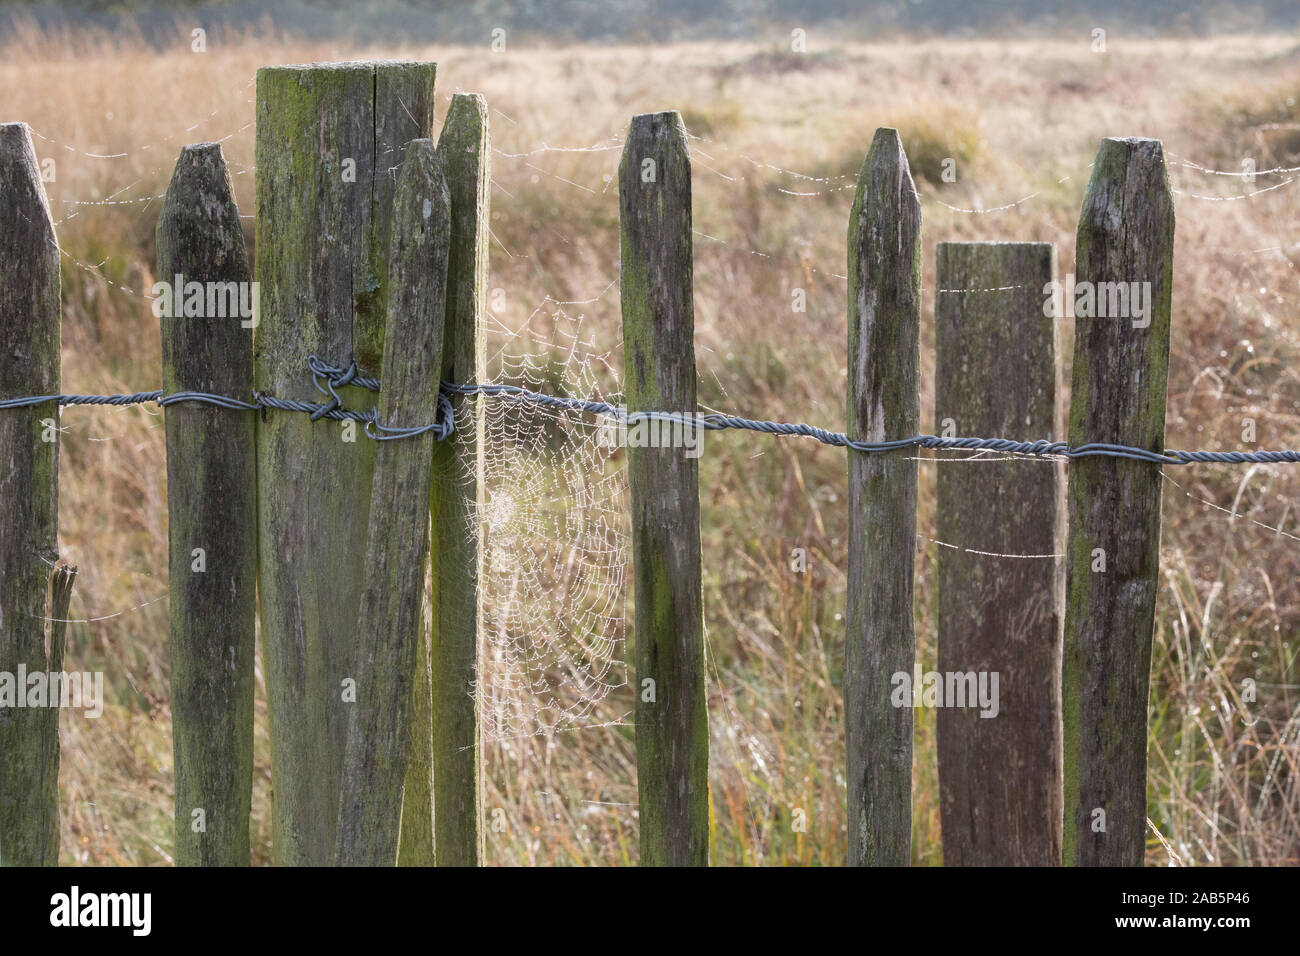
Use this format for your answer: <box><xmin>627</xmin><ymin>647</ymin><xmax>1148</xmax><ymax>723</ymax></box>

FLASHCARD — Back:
<box><xmin>0</xmin><ymin>122</ymin><xmax>63</xmax><ymax>867</ymax></box>
<box><xmin>422</xmin><ymin>92</ymin><xmax>490</xmax><ymax>868</ymax></box>
<box><xmin>1062</xmin><ymin>137</ymin><xmax>1175</xmax><ymax>867</ymax></box>
<box><xmin>845</xmin><ymin>127</ymin><xmax>921</xmax><ymax>868</ymax></box>
<box><xmin>336</xmin><ymin>139</ymin><xmax>450</xmax><ymax>866</ymax></box>
<box><xmin>157</xmin><ymin>143</ymin><xmax>257</xmax><ymax>866</ymax></box>
<box><xmin>254</xmin><ymin>60</ymin><xmax>437</xmax><ymax>866</ymax></box>
<box><xmin>620</xmin><ymin>110</ymin><xmax>709</xmax><ymax>867</ymax></box>
<box><xmin>934</xmin><ymin>241</ymin><xmax>1064</xmax><ymax>866</ymax></box>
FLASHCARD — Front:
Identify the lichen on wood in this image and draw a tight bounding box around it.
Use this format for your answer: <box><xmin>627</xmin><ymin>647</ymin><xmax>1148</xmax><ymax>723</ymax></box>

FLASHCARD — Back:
<box><xmin>157</xmin><ymin>142</ymin><xmax>257</xmax><ymax>866</ymax></box>
<box><xmin>844</xmin><ymin>127</ymin><xmax>921</xmax><ymax>868</ymax></box>
<box><xmin>620</xmin><ymin>110</ymin><xmax>709</xmax><ymax>867</ymax></box>
<box><xmin>254</xmin><ymin>60</ymin><xmax>436</xmax><ymax>866</ymax></box>
<box><xmin>0</xmin><ymin>122</ymin><xmax>62</xmax><ymax>867</ymax></box>
<box><xmin>1061</xmin><ymin>137</ymin><xmax>1174</xmax><ymax>867</ymax></box>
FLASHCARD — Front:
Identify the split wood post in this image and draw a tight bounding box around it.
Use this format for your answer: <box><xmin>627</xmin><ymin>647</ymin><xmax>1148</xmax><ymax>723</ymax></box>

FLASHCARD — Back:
<box><xmin>41</xmin><ymin>563</ymin><xmax>76</xmax><ymax>857</ymax></box>
<box><xmin>620</xmin><ymin>110</ymin><xmax>708</xmax><ymax>866</ymax></box>
<box><xmin>336</xmin><ymin>139</ymin><xmax>449</xmax><ymax>866</ymax></box>
<box><xmin>418</xmin><ymin>92</ymin><xmax>490</xmax><ymax>868</ymax></box>
<box><xmin>845</xmin><ymin>127</ymin><xmax>921</xmax><ymax>867</ymax></box>
<box><xmin>934</xmin><ymin>241</ymin><xmax>1064</xmax><ymax>866</ymax></box>
<box><xmin>0</xmin><ymin>122</ymin><xmax>62</xmax><ymax>867</ymax></box>
<box><xmin>1062</xmin><ymin>137</ymin><xmax>1174</xmax><ymax>867</ymax></box>
<box><xmin>254</xmin><ymin>61</ymin><xmax>437</xmax><ymax>866</ymax></box>
<box><xmin>157</xmin><ymin>143</ymin><xmax>257</xmax><ymax>866</ymax></box>
<box><xmin>47</xmin><ymin>566</ymin><xmax>77</xmax><ymax>689</ymax></box>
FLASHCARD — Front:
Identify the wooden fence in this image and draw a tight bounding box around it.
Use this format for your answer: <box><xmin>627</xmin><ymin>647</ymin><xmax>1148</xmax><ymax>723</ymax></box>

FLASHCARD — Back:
<box><xmin>0</xmin><ymin>58</ymin><xmax>1176</xmax><ymax>867</ymax></box>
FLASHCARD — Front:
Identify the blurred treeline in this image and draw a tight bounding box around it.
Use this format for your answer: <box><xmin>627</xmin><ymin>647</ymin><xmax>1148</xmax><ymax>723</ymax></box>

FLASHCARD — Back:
<box><xmin>2</xmin><ymin>0</ymin><xmax>1299</xmax><ymax>45</ymax></box>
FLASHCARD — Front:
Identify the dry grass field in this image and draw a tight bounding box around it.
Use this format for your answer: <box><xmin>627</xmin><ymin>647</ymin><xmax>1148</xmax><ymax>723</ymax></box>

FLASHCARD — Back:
<box><xmin>2</xmin><ymin>22</ymin><xmax>1299</xmax><ymax>865</ymax></box>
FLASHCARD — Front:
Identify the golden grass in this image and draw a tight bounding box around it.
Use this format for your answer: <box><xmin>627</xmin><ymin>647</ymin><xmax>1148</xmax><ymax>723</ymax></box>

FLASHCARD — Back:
<box><xmin>3</xmin><ymin>25</ymin><xmax>1300</xmax><ymax>865</ymax></box>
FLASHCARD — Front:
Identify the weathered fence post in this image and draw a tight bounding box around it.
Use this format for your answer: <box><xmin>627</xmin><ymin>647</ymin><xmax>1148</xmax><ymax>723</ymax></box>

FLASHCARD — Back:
<box><xmin>255</xmin><ymin>61</ymin><xmax>437</xmax><ymax>865</ymax></box>
<box><xmin>0</xmin><ymin>122</ymin><xmax>62</xmax><ymax>867</ymax></box>
<box><xmin>845</xmin><ymin>127</ymin><xmax>921</xmax><ymax>867</ymax></box>
<box><xmin>414</xmin><ymin>92</ymin><xmax>490</xmax><ymax>868</ymax></box>
<box><xmin>935</xmin><ymin>241</ymin><xmax>1064</xmax><ymax>866</ymax></box>
<box><xmin>1062</xmin><ymin>137</ymin><xmax>1174</xmax><ymax>867</ymax></box>
<box><xmin>620</xmin><ymin>110</ymin><xmax>709</xmax><ymax>866</ymax></box>
<box><xmin>336</xmin><ymin>139</ymin><xmax>449</xmax><ymax>866</ymax></box>
<box><xmin>157</xmin><ymin>143</ymin><xmax>257</xmax><ymax>866</ymax></box>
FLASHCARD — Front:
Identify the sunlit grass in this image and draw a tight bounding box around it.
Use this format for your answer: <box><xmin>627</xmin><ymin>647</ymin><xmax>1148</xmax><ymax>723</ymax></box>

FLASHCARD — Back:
<box><xmin>2</xmin><ymin>25</ymin><xmax>1298</xmax><ymax>865</ymax></box>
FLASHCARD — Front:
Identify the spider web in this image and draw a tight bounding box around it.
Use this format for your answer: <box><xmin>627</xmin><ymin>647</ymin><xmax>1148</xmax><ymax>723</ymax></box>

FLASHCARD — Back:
<box><xmin>451</xmin><ymin>300</ymin><xmax>629</xmax><ymax>742</ymax></box>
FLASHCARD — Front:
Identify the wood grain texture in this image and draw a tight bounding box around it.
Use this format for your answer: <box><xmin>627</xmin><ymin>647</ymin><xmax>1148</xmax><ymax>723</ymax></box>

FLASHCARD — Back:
<box><xmin>845</xmin><ymin>127</ymin><xmax>921</xmax><ymax>868</ymax></box>
<box><xmin>47</xmin><ymin>566</ymin><xmax>76</xmax><ymax>681</ymax></box>
<box><xmin>620</xmin><ymin>110</ymin><xmax>708</xmax><ymax>866</ymax></box>
<box><xmin>157</xmin><ymin>143</ymin><xmax>256</xmax><ymax>866</ymax></box>
<box><xmin>396</xmin><ymin>581</ymin><xmax>434</xmax><ymax>867</ymax></box>
<box><xmin>0</xmin><ymin>122</ymin><xmax>62</xmax><ymax>867</ymax></box>
<box><xmin>423</xmin><ymin>92</ymin><xmax>489</xmax><ymax>867</ymax></box>
<box><xmin>935</xmin><ymin>241</ymin><xmax>1063</xmax><ymax>866</ymax></box>
<box><xmin>254</xmin><ymin>60</ymin><xmax>436</xmax><ymax>866</ymax></box>
<box><xmin>1062</xmin><ymin>137</ymin><xmax>1174</xmax><ymax>867</ymax></box>
<box><xmin>336</xmin><ymin>139</ymin><xmax>449</xmax><ymax>866</ymax></box>
<box><xmin>42</xmin><ymin>563</ymin><xmax>75</xmax><ymax>859</ymax></box>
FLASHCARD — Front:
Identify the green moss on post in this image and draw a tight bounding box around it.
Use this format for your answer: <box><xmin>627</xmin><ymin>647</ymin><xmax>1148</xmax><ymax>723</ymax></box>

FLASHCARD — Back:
<box><xmin>0</xmin><ymin>122</ymin><xmax>62</xmax><ymax>867</ymax></box>
<box><xmin>845</xmin><ymin>127</ymin><xmax>921</xmax><ymax>868</ymax></box>
<box><xmin>620</xmin><ymin>111</ymin><xmax>708</xmax><ymax>867</ymax></box>
<box><xmin>157</xmin><ymin>143</ymin><xmax>257</xmax><ymax>866</ymax></box>
<box><xmin>397</xmin><ymin>598</ymin><xmax>435</xmax><ymax>866</ymax></box>
<box><xmin>420</xmin><ymin>92</ymin><xmax>491</xmax><ymax>868</ymax></box>
<box><xmin>336</xmin><ymin>140</ymin><xmax>449</xmax><ymax>866</ymax></box>
<box><xmin>935</xmin><ymin>241</ymin><xmax>1063</xmax><ymax>866</ymax></box>
<box><xmin>254</xmin><ymin>60</ymin><xmax>436</xmax><ymax>866</ymax></box>
<box><xmin>1062</xmin><ymin>138</ymin><xmax>1174</xmax><ymax>867</ymax></box>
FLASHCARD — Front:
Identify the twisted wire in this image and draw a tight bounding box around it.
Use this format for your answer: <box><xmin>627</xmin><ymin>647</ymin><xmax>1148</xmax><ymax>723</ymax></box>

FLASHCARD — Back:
<box><xmin>3</xmin><ymin>356</ymin><xmax>1299</xmax><ymax>465</ymax></box>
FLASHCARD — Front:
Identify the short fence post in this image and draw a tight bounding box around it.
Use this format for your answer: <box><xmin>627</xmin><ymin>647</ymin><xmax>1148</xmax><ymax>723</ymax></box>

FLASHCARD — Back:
<box><xmin>934</xmin><ymin>241</ymin><xmax>1063</xmax><ymax>866</ymax></box>
<box><xmin>0</xmin><ymin>122</ymin><xmax>63</xmax><ymax>867</ymax></box>
<box><xmin>620</xmin><ymin>110</ymin><xmax>709</xmax><ymax>866</ymax></box>
<box><xmin>254</xmin><ymin>61</ymin><xmax>437</xmax><ymax>865</ymax></box>
<box><xmin>157</xmin><ymin>143</ymin><xmax>257</xmax><ymax>866</ymax></box>
<box><xmin>845</xmin><ymin>127</ymin><xmax>921</xmax><ymax>867</ymax></box>
<box><xmin>336</xmin><ymin>139</ymin><xmax>449</xmax><ymax>866</ymax></box>
<box><xmin>421</xmin><ymin>92</ymin><xmax>490</xmax><ymax>868</ymax></box>
<box><xmin>1062</xmin><ymin>137</ymin><xmax>1174</xmax><ymax>866</ymax></box>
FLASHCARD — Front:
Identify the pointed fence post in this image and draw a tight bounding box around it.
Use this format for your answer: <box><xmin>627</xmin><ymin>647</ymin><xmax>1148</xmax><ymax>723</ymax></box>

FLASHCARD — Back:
<box><xmin>845</xmin><ymin>127</ymin><xmax>921</xmax><ymax>868</ymax></box>
<box><xmin>157</xmin><ymin>142</ymin><xmax>257</xmax><ymax>866</ymax></box>
<box><xmin>620</xmin><ymin>110</ymin><xmax>709</xmax><ymax>867</ymax></box>
<box><xmin>421</xmin><ymin>92</ymin><xmax>490</xmax><ymax>868</ymax></box>
<box><xmin>1062</xmin><ymin>137</ymin><xmax>1174</xmax><ymax>867</ymax></box>
<box><xmin>934</xmin><ymin>241</ymin><xmax>1064</xmax><ymax>866</ymax></box>
<box><xmin>0</xmin><ymin>122</ymin><xmax>62</xmax><ymax>867</ymax></box>
<box><xmin>254</xmin><ymin>60</ymin><xmax>437</xmax><ymax>866</ymax></box>
<box><xmin>336</xmin><ymin>139</ymin><xmax>449</xmax><ymax>866</ymax></box>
